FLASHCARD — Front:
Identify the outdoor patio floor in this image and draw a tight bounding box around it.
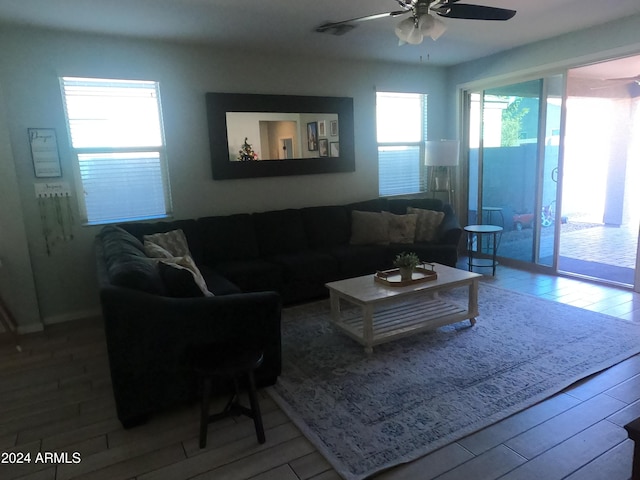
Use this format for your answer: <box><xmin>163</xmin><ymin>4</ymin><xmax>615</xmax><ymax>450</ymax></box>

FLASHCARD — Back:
<box><xmin>493</xmin><ymin>221</ymin><xmax>638</xmax><ymax>286</ymax></box>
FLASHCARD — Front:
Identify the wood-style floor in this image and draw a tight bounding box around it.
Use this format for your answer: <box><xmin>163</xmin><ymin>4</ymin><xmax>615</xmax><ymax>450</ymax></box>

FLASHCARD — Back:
<box><xmin>2</xmin><ymin>264</ymin><xmax>640</xmax><ymax>480</ymax></box>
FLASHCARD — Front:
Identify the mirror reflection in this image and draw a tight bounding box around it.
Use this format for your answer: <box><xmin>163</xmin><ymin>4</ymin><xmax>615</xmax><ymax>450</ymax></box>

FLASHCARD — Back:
<box><xmin>226</xmin><ymin>112</ymin><xmax>339</xmax><ymax>161</ymax></box>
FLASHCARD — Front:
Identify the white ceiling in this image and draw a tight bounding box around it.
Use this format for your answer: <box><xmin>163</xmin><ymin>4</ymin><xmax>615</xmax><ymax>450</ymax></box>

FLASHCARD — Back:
<box><xmin>0</xmin><ymin>0</ymin><xmax>640</xmax><ymax>67</ymax></box>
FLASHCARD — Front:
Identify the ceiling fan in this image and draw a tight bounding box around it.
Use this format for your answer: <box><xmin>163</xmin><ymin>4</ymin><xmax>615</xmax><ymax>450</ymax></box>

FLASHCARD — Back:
<box><xmin>588</xmin><ymin>74</ymin><xmax>640</xmax><ymax>91</ymax></box>
<box><xmin>603</xmin><ymin>74</ymin><xmax>640</xmax><ymax>86</ymax></box>
<box><xmin>315</xmin><ymin>0</ymin><xmax>516</xmax><ymax>45</ymax></box>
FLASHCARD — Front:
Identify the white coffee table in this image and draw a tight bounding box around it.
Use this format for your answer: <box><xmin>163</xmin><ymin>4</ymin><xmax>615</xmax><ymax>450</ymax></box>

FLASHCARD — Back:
<box><xmin>325</xmin><ymin>263</ymin><xmax>482</xmax><ymax>353</ymax></box>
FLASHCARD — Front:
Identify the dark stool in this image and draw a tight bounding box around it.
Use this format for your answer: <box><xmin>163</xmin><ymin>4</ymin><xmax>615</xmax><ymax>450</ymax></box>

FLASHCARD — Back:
<box><xmin>625</xmin><ymin>417</ymin><xmax>640</xmax><ymax>479</ymax></box>
<box><xmin>192</xmin><ymin>344</ymin><xmax>265</xmax><ymax>448</ymax></box>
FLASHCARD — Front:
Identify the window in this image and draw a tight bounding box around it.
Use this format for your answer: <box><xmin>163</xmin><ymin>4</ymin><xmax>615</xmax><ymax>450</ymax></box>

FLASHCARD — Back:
<box><xmin>60</xmin><ymin>77</ymin><xmax>171</xmax><ymax>225</ymax></box>
<box><xmin>376</xmin><ymin>92</ymin><xmax>428</xmax><ymax>196</ymax></box>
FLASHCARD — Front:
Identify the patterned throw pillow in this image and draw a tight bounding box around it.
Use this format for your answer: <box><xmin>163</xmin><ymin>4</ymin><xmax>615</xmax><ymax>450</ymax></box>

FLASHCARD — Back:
<box><xmin>407</xmin><ymin>207</ymin><xmax>445</xmax><ymax>242</ymax></box>
<box><xmin>349</xmin><ymin>211</ymin><xmax>389</xmax><ymax>245</ymax></box>
<box><xmin>143</xmin><ymin>241</ymin><xmax>173</xmax><ymax>258</ymax></box>
<box><xmin>143</xmin><ymin>229</ymin><xmax>191</xmax><ymax>257</ymax></box>
<box><xmin>384</xmin><ymin>212</ymin><xmax>418</xmax><ymax>244</ymax></box>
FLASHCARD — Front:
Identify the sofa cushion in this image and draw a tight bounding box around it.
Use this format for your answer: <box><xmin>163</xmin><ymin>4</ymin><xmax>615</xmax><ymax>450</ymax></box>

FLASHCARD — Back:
<box><xmin>269</xmin><ymin>251</ymin><xmax>339</xmax><ymax>282</ymax></box>
<box><xmin>158</xmin><ymin>261</ymin><xmax>205</xmax><ymax>298</ymax></box>
<box><xmin>107</xmin><ymin>255</ymin><xmax>165</xmax><ymax>295</ymax></box>
<box><xmin>143</xmin><ymin>229</ymin><xmax>191</xmax><ymax>257</ymax></box>
<box><xmin>253</xmin><ymin>209</ymin><xmax>308</xmax><ymax>257</ymax></box>
<box><xmin>120</xmin><ymin>220</ymin><xmax>204</xmax><ymax>264</ymax></box>
<box><xmin>350</xmin><ymin>211</ymin><xmax>389</xmax><ymax>245</ymax></box>
<box><xmin>384</xmin><ymin>212</ymin><xmax>418</xmax><ymax>244</ymax></box>
<box><xmin>408</xmin><ymin>207</ymin><xmax>445</xmax><ymax>242</ymax></box>
<box><xmin>198</xmin><ymin>266</ymin><xmax>243</xmax><ymax>295</ymax></box>
<box><xmin>99</xmin><ymin>225</ymin><xmax>146</xmax><ymax>259</ymax></box>
<box><xmin>214</xmin><ymin>260</ymin><xmax>284</xmax><ymax>293</ymax></box>
<box><xmin>158</xmin><ymin>256</ymin><xmax>213</xmax><ymax>297</ymax></box>
<box><xmin>198</xmin><ymin>214</ymin><xmax>260</xmax><ymax>265</ymax></box>
<box><xmin>329</xmin><ymin>244</ymin><xmax>392</xmax><ymax>278</ymax></box>
<box><xmin>301</xmin><ymin>205</ymin><xmax>350</xmax><ymax>249</ymax></box>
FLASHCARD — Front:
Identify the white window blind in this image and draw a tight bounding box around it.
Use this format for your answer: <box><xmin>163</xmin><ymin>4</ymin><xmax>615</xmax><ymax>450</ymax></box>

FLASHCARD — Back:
<box><xmin>60</xmin><ymin>77</ymin><xmax>171</xmax><ymax>224</ymax></box>
<box><xmin>376</xmin><ymin>92</ymin><xmax>428</xmax><ymax>197</ymax></box>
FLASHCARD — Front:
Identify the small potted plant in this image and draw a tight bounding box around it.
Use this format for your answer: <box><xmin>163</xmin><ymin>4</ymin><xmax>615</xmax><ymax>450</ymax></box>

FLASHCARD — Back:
<box><xmin>393</xmin><ymin>251</ymin><xmax>421</xmax><ymax>281</ymax></box>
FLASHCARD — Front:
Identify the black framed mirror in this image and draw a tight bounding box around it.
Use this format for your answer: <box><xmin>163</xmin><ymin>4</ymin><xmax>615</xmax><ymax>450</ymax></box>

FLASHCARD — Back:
<box><xmin>206</xmin><ymin>92</ymin><xmax>355</xmax><ymax>180</ymax></box>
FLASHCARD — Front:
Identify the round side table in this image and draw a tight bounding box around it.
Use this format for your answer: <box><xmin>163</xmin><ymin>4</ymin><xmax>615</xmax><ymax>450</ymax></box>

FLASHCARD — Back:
<box><xmin>464</xmin><ymin>225</ymin><xmax>503</xmax><ymax>276</ymax></box>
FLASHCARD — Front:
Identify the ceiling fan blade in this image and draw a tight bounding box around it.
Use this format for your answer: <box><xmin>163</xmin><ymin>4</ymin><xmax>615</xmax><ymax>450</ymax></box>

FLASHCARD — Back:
<box><xmin>316</xmin><ymin>10</ymin><xmax>410</xmax><ymax>33</ymax></box>
<box><xmin>437</xmin><ymin>4</ymin><xmax>516</xmax><ymax>21</ymax></box>
<box><xmin>605</xmin><ymin>74</ymin><xmax>640</xmax><ymax>81</ymax></box>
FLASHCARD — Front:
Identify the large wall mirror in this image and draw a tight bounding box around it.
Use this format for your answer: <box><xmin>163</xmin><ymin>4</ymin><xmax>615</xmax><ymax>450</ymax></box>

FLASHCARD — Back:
<box><xmin>206</xmin><ymin>92</ymin><xmax>355</xmax><ymax>179</ymax></box>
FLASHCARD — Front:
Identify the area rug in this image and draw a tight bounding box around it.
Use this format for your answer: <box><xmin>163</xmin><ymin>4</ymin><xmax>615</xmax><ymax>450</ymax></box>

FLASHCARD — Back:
<box><xmin>267</xmin><ymin>284</ymin><xmax>640</xmax><ymax>480</ymax></box>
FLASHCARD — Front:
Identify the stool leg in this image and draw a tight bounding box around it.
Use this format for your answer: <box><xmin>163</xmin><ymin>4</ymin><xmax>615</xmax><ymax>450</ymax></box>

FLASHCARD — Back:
<box><xmin>199</xmin><ymin>376</ymin><xmax>212</xmax><ymax>449</ymax></box>
<box><xmin>246</xmin><ymin>370</ymin><xmax>265</xmax><ymax>444</ymax></box>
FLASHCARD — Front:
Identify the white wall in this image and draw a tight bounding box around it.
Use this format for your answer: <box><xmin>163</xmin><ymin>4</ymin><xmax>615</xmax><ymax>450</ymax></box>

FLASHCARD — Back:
<box><xmin>0</xmin><ymin>25</ymin><xmax>448</xmax><ymax>325</ymax></box>
<box><xmin>0</xmin><ymin>81</ymin><xmax>42</xmax><ymax>333</ymax></box>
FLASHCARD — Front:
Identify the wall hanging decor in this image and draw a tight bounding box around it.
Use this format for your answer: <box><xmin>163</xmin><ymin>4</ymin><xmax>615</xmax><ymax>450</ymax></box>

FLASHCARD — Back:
<box><xmin>28</xmin><ymin>128</ymin><xmax>62</xmax><ymax>178</ymax></box>
<box><xmin>35</xmin><ymin>182</ymin><xmax>75</xmax><ymax>255</ymax></box>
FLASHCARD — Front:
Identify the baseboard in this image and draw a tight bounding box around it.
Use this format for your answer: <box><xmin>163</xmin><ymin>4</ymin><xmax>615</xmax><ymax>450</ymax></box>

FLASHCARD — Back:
<box><xmin>43</xmin><ymin>307</ymin><xmax>102</xmax><ymax>326</ymax></box>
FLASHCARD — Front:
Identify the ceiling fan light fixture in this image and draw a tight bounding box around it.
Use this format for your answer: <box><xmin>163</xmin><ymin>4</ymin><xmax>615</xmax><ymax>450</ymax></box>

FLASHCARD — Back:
<box><xmin>418</xmin><ymin>13</ymin><xmax>446</xmax><ymax>40</ymax></box>
<box><xmin>395</xmin><ymin>16</ymin><xmax>423</xmax><ymax>44</ymax></box>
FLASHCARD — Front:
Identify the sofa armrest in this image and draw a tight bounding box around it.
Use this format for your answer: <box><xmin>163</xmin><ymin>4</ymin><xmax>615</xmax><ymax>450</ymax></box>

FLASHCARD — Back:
<box><xmin>437</xmin><ymin>204</ymin><xmax>462</xmax><ymax>246</ymax></box>
<box><xmin>99</xmin><ymin>286</ymin><xmax>281</xmax><ymax>425</ymax></box>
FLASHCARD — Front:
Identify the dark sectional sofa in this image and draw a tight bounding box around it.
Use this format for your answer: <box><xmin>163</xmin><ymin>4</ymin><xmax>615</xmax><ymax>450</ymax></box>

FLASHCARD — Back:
<box><xmin>96</xmin><ymin>197</ymin><xmax>461</xmax><ymax>427</ymax></box>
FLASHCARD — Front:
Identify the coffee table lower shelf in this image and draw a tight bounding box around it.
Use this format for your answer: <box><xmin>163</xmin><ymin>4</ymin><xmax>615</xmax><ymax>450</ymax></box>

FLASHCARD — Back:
<box><xmin>330</xmin><ymin>296</ymin><xmax>475</xmax><ymax>354</ymax></box>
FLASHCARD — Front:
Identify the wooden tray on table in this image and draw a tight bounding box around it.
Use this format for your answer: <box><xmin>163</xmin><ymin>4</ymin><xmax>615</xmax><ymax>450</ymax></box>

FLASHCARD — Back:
<box><xmin>374</xmin><ymin>263</ymin><xmax>437</xmax><ymax>287</ymax></box>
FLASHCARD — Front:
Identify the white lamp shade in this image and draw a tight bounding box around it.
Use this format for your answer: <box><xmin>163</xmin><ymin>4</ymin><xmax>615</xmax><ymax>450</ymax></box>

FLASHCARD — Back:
<box><xmin>425</xmin><ymin>140</ymin><xmax>460</xmax><ymax>166</ymax></box>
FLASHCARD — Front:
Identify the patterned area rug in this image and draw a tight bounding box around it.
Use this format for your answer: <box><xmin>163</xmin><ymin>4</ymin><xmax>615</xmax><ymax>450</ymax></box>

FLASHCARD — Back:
<box><xmin>267</xmin><ymin>284</ymin><xmax>640</xmax><ymax>480</ymax></box>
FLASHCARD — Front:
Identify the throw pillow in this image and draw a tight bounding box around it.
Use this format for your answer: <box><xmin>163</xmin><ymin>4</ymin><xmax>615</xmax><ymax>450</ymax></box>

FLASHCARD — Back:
<box><xmin>408</xmin><ymin>207</ymin><xmax>445</xmax><ymax>242</ymax></box>
<box><xmin>158</xmin><ymin>261</ymin><xmax>205</xmax><ymax>297</ymax></box>
<box><xmin>384</xmin><ymin>212</ymin><xmax>418</xmax><ymax>244</ymax></box>
<box><xmin>159</xmin><ymin>255</ymin><xmax>213</xmax><ymax>297</ymax></box>
<box><xmin>349</xmin><ymin>211</ymin><xmax>389</xmax><ymax>245</ymax></box>
<box><xmin>143</xmin><ymin>240</ymin><xmax>174</xmax><ymax>259</ymax></box>
<box><xmin>143</xmin><ymin>229</ymin><xmax>191</xmax><ymax>257</ymax></box>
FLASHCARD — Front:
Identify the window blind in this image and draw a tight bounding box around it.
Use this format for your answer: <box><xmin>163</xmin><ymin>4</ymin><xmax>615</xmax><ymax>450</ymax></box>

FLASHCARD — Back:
<box><xmin>376</xmin><ymin>92</ymin><xmax>428</xmax><ymax>197</ymax></box>
<box><xmin>60</xmin><ymin>77</ymin><xmax>171</xmax><ymax>225</ymax></box>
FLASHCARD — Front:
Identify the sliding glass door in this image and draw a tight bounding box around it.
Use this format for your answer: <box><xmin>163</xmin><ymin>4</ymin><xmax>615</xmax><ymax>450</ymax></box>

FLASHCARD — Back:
<box><xmin>467</xmin><ymin>76</ymin><xmax>563</xmax><ymax>268</ymax></box>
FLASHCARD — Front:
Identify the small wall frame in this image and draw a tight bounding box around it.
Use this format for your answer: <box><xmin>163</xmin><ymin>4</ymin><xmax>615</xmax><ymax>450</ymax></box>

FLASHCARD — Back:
<box><xmin>28</xmin><ymin>128</ymin><xmax>62</xmax><ymax>178</ymax></box>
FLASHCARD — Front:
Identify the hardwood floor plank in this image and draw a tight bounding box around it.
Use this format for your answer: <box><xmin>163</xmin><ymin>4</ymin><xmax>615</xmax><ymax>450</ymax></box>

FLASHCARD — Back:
<box><xmin>139</xmin><ymin>423</ymin><xmax>304</xmax><ymax>480</ymax></box>
<box><xmin>374</xmin><ymin>442</ymin><xmax>474</xmax><ymax>480</ymax></box>
<box><xmin>431</xmin><ymin>445</ymin><xmax>526</xmax><ymax>480</ymax></box>
<box><xmin>504</xmin><ymin>394</ymin><xmax>626</xmax><ymax>459</ymax></box>
<box><xmin>12</xmin><ymin>467</ymin><xmax>56</xmax><ymax>480</ymax></box>
<box><xmin>498</xmin><ymin>420</ymin><xmax>627</xmax><ymax>480</ymax></box>
<box><xmin>563</xmin><ymin>438</ymin><xmax>634</xmax><ymax>480</ymax></box>
<box><xmin>458</xmin><ymin>393</ymin><xmax>580</xmax><ymax>455</ymax></box>
<box><xmin>73</xmin><ymin>443</ymin><xmax>186</xmax><ymax>480</ymax></box>
<box><xmin>16</xmin><ymin>404</ymin><xmax>118</xmax><ymax>445</ymax></box>
<box><xmin>604</xmin><ymin>373</ymin><xmax>640</xmax><ymax>404</ymax></box>
<box><xmin>308</xmin><ymin>470</ymin><xmax>343</xmax><ymax>480</ymax></box>
<box><xmin>607</xmin><ymin>399</ymin><xmax>640</xmax><ymax>427</ymax></box>
<box><xmin>246</xmin><ymin>464</ymin><xmax>299</xmax><ymax>480</ymax></box>
<box><xmin>289</xmin><ymin>452</ymin><xmax>333</xmax><ymax>480</ymax></box>
<box><xmin>41</xmin><ymin>419</ymin><xmax>121</xmax><ymax>451</ymax></box>
<box><xmin>188</xmin><ymin>437</ymin><xmax>316</xmax><ymax>480</ymax></box>
<box><xmin>564</xmin><ymin>355</ymin><xmax>640</xmax><ymax>401</ymax></box>
<box><xmin>181</xmin><ymin>409</ymin><xmax>291</xmax><ymax>457</ymax></box>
